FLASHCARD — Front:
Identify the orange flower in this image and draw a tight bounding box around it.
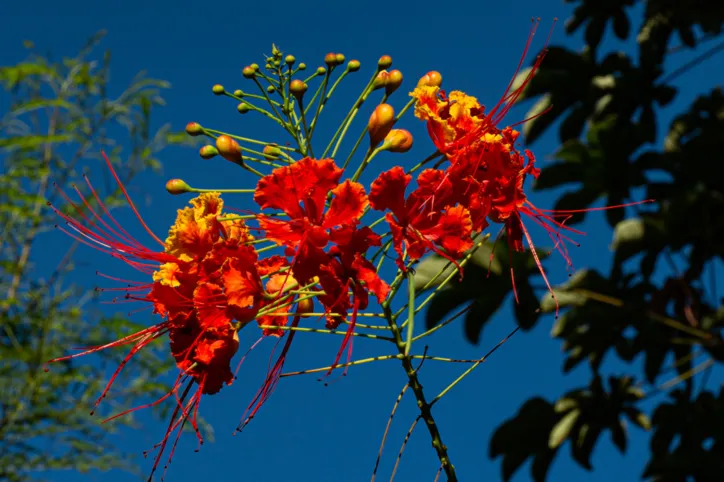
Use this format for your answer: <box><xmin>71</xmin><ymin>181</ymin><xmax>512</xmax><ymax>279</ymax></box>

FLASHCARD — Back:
<box><xmin>47</xmin><ymin>152</ymin><xmax>281</xmax><ymax>479</ymax></box>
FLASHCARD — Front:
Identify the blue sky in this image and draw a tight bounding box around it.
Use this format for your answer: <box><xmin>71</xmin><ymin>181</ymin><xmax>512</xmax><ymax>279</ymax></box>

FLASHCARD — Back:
<box><xmin>3</xmin><ymin>0</ymin><xmax>723</xmax><ymax>481</ymax></box>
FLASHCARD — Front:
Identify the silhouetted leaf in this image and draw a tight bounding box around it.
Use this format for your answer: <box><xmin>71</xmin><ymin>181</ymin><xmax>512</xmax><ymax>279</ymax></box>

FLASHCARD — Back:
<box><xmin>549</xmin><ymin>409</ymin><xmax>581</xmax><ymax>448</ymax></box>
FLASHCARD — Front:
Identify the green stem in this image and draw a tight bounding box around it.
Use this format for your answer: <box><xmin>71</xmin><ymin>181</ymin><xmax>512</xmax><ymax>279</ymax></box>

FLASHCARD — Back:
<box><xmin>309</xmin><ymin>68</ymin><xmax>349</xmax><ymax>138</ymax></box>
<box><xmin>405</xmin><ymin>271</ymin><xmax>415</xmax><ymax>356</ymax></box>
<box><xmin>383</xmin><ymin>305</ymin><xmax>458</xmax><ymax>481</ymax></box>
<box><xmin>257</xmin><ymin>324</ymin><xmax>393</xmax><ymax>341</ymax></box>
<box><xmin>350</xmin><ymin>146</ymin><xmax>382</xmax><ymax>182</ymax></box>
<box><xmin>203</xmin><ymin>128</ymin><xmax>298</xmax><ymax>151</ymax></box>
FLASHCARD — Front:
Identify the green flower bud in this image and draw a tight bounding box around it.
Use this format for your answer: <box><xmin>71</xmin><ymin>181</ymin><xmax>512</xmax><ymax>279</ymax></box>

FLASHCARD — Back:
<box><xmin>324</xmin><ymin>52</ymin><xmax>337</xmax><ymax>67</ymax></box>
<box><xmin>373</xmin><ymin>70</ymin><xmax>389</xmax><ymax>90</ymax></box>
<box><xmin>250</xmin><ymin>63</ymin><xmax>259</xmax><ymax>72</ymax></box>
<box><xmin>185</xmin><ymin>122</ymin><xmax>204</xmax><ymax>136</ymax></box>
<box><xmin>237</xmin><ymin>103</ymin><xmax>251</xmax><ymax>114</ymax></box>
<box><xmin>316</xmin><ymin>66</ymin><xmax>327</xmax><ymax>76</ymax></box>
<box><xmin>212</xmin><ymin>84</ymin><xmax>225</xmax><ymax>95</ymax></box>
<box><xmin>383</xmin><ymin>129</ymin><xmax>413</xmax><ymax>153</ymax></box>
<box><xmin>298</xmin><ymin>63</ymin><xmax>307</xmax><ymax>70</ymax></box>
<box><xmin>267</xmin><ymin>85</ymin><xmax>276</xmax><ymax>94</ymax></box>
<box><xmin>285</xmin><ymin>55</ymin><xmax>296</xmax><ymax>65</ymax></box>
<box><xmin>166</xmin><ymin>179</ymin><xmax>192</xmax><ymax>195</ymax></box>
<box><xmin>335</xmin><ymin>53</ymin><xmax>345</xmax><ymax>65</ymax></box>
<box><xmin>290</xmin><ymin>79</ymin><xmax>308</xmax><ymax>98</ymax></box>
<box><xmin>263</xmin><ymin>144</ymin><xmax>282</xmax><ymax>159</ymax></box>
<box><xmin>347</xmin><ymin>60</ymin><xmax>361</xmax><ymax>72</ymax></box>
<box><xmin>385</xmin><ymin>69</ymin><xmax>403</xmax><ymax>95</ymax></box>
<box><xmin>200</xmin><ymin>145</ymin><xmax>219</xmax><ymax>159</ymax></box>
<box><xmin>233</xmin><ymin>89</ymin><xmax>244</xmax><ymax>97</ymax></box>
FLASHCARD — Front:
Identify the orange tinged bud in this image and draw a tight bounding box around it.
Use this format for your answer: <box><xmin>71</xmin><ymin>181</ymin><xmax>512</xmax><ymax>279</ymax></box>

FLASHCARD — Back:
<box><xmin>242</xmin><ymin>66</ymin><xmax>256</xmax><ymax>78</ymax></box>
<box><xmin>290</xmin><ymin>79</ymin><xmax>307</xmax><ymax>98</ymax></box>
<box><xmin>212</xmin><ymin>84</ymin><xmax>225</xmax><ymax>95</ymax></box>
<box><xmin>368</xmin><ymin>103</ymin><xmax>395</xmax><ymax>147</ymax></box>
<box><xmin>199</xmin><ymin>145</ymin><xmax>218</xmax><ymax>159</ymax></box>
<box><xmin>324</xmin><ymin>52</ymin><xmax>337</xmax><ymax>67</ymax></box>
<box><xmin>347</xmin><ymin>60</ymin><xmax>360</xmax><ymax>72</ymax></box>
<box><xmin>185</xmin><ymin>122</ymin><xmax>203</xmax><ymax>136</ymax></box>
<box><xmin>386</xmin><ymin>69</ymin><xmax>403</xmax><ymax>95</ymax></box>
<box><xmin>165</xmin><ymin>179</ymin><xmax>192</xmax><ymax>195</ymax></box>
<box><xmin>417</xmin><ymin>71</ymin><xmax>442</xmax><ymax>88</ymax></box>
<box><xmin>383</xmin><ymin>129</ymin><xmax>413</xmax><ymax>153</ymax></box>
<box><xmin>215</xmin><ymin>135</ymin><xmax>242</xmax><ymax>163</ymax></box>
<box><xmin>378</xmin><ymin>55</ymin><xmax>392</xmax><ymax>70</ymax></box>
<box><xmin>373</xmin><ymin>70</ymin><xmax>389</xmax><ymax>90</ymax></box>
<box><xmin>263</xmin><ymin>144</ymin><xmax>282</xmax><ymax>159</ymax></box>
<box><xmin>296</xmin><ymin>297</ymin><xmax>314</xmax><ymax>316</ymax></box>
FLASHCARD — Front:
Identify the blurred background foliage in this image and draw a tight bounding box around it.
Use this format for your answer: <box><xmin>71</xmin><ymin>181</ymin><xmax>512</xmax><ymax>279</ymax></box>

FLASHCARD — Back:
<box><xmin>0</xmin><ymin>32</ymin><xmax>195</xmax><ymax>481</ymax></box>
<box><xmin>414</xmin><ymin>0</ymin><xmax>724</xmax><ymax>480</ymax></box>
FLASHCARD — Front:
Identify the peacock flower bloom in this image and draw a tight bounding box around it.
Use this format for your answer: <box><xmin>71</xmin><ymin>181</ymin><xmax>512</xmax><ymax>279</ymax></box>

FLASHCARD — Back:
<box><xmin>254</xmin><ymin>157</ymin><xmax>368</xmax><ymax>253</ymax></box>
<box><xmin>315</xmin><ymin>224</ymin><xmax>390</xmax><ymax>376</ymax></box>
<box><xmin>369</xmin><ymin>166</ymin><xmax>473</xmax><ymax>270</ymax></box>
<box><xmin>46</xmin><ymin>152</ymin><xmax>278</xmax><ymax>479</ymax></box>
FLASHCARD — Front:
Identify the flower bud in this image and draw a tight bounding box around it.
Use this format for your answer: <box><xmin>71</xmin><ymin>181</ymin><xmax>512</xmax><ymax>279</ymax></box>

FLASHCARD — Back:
<box><xmin>335</xmin><ymin>53</ymin><xmax>345</xmax><ymax>65</ymax></box>
<box><xmin>263</xmin><ymin>144</ymin><xmax>282</xmax><ymax>159</ymax></box>
<box><xmin>272</xmin><ymin>44</ymin><xmax>281</xmax><ymax>58</ymax></box>
<box><xmin>417</xmin><ymin>71</ymin><xmax>443</xmax><ymax>88</ymax></box>
<box><xmin>298</xmin><ymin>63</ymin><xmax>307</xmax><ymax>70</ymax></box>
<box><xmin>233</xmin><ymin>89</ymin><xmax>244</xmax><ymax>97</ymax></box>
<box><xmin>324</xmin><ymin>52</ymin><xmax>337</xmax><ymax>67</ymax></box>
<box><xmin>212</xmin><ymin>84</ymin><xmax>225</xmax><ymax>95</ymax></box>
<box><xmin>296</xmin><ymin>297</ymin><xmax>314</xmax><ymax>316</ymax></box>
<box><xmin>237</xmin><ymin>103</ymin><xmax>251</xmax><ymax>114</ymax></box>
<box><xmin>316</xmin><ymin>66</ymin><xmax>327</xmax><ymax>76</ymax></box>
<box><xmin>386</xmin><ymin>70</ymin><xmax>403</xmax><ymax>95</ymax></box>
<box><xmin>378</xmin><ymin>55</ymin><xmax>392</xmax><ymax>70</ymax></box>
<box><xmin>166</xmin><ymin>179</ymin><xmax>192</xmax><ymax>195</ymax></box>
<box><xmin>373</xmin><ymin>70</ymin><xmax>389</xmax><ymax>90</ymax></box>
<box><xmin>347</xmin><ymin>60</ymin><xmax>360</xmax><ymax>72</ymax></box>
<box><xmin>290</xmin><ymin>79</ymin><xmax>308</xmax><ymax>98</ymax></box>
<box><xmin>383</xmin><ymin>129</ymin><xmax>413</xmax><ymax>153</ymax></box>
<box><xmin>368</xmin><ymin>104</ymin><xmax>395</xmax><ymax>147</ymax></box>
<box><xmin>242</xmin><ymin>66</ymin><xmax>256</xmax><ymax>78</ymax></box>
<box><xmin>199</xmin><ymin>145</ymin><xmax>219</xmax><ymax>159</ymax></box>
<box><xmin>250</xmin><ymin>63</ymin><xmax>259</xmax><ymax>72</ymax></box>
<box><xmin>267</xmin><ymin>85</ymin><xmax>276</xmax><ymax>94</ymax></box>
<box><xmin>215</xmin><ymin>135</ymin><xmax>243</xmax><ymax>163</ymax></box>
<box><xmin>185</xmin><ymin>122</ymin><xmax>203</xmax><ymax>136</ymax></box>
<box><xmin>285</xmin><ymin>54</ymin><xmax>296</xmax><ymax>65</ymax></box>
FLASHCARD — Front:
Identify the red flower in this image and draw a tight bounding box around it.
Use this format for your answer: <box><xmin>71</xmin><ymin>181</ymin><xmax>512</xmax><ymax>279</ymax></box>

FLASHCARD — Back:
<box><xmin>369</xmin><ymin>166</ymin><xmax>473</xmax><ymax>270</ymax></box>
<box><xmin>47</xmin><ymin>152</ymin><xmax>282</xmax><ymax>479</ymax></box>
<box><xmin>254</xmin><ymin>157</ymin><xmax>368</xmax><ymax>251</ymax></box>
<box><xmin>410</xmin><ymin>24</ymin><xmax>653</xmax><ymax>316</ymax></box>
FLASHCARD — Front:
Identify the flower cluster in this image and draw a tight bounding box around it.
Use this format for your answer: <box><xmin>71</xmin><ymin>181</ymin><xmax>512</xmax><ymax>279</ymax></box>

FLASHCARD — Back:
<box><xmin>47</xmin><ymin>27</ymin><xmax>647</xmax><ymax>480</ymax></box>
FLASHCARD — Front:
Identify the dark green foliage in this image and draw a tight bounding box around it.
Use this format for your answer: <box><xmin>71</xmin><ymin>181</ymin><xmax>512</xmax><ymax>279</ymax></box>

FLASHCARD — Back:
<box><xmin>416</xmin><ymin>1</ymin><xmax>724</xmax><ymax>480</ymax></box>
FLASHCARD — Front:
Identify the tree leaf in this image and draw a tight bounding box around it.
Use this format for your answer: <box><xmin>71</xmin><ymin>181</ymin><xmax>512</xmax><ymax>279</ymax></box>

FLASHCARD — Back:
<box><xmin>549</xmin><ymin>409</ymin><xmax>580</xmax><ymax>449</ymax></box>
